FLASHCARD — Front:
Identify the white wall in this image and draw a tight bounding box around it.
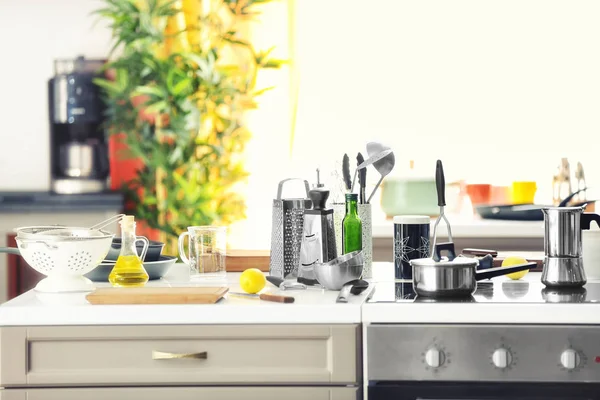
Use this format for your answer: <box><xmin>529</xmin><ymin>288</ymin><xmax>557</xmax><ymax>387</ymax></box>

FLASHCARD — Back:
<box><xmin>0</xmin><ymin>0</ymin><xmax>112</xmax><ymax>191</ymax></box>
<box><xmin>291</xmin><ymin>0</ymin><xmax>600</xmax><ymax>204</ymax></box>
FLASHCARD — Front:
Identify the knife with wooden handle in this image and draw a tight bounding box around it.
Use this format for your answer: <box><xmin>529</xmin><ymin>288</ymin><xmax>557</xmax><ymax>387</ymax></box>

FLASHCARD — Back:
<box><xmin>259</xmin><ymin>293</ymin><xmax>295</xmax><ymax>303</ymax></box>
<box><xmin>229</xmin><ymin>292</ymin><xmax>295</xmax><ymax>303</ymax></box>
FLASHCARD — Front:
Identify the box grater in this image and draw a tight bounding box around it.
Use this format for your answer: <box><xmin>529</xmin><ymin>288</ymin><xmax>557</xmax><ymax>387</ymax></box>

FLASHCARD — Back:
<box><xmin>269</xmin><ymin>179</ymin><xmax>311</xmax><ymax>279</ymax></box>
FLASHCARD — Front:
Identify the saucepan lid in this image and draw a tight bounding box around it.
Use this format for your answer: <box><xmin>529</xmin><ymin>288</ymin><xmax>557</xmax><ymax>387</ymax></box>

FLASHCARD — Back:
<box><xmin>410</xmin><ymin>242</ymin><xmax>479</xmax><ymax>268</ymax></box>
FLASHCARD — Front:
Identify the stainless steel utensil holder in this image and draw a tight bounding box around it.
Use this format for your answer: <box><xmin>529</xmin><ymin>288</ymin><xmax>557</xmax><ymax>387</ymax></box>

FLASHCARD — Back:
<box><xmin>269</xmin><ymin>179</ymin><xmax>311</xmax><ymax>279</ymax></box>
<box><xmin>333</xmin><ymin>203</ymin><xmax>373</xmax><ymax>278</ymax></box>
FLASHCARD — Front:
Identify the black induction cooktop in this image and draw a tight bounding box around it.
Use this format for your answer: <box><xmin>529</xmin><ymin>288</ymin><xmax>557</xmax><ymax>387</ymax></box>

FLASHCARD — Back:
<box><xmin>367</xmin><ymin>280</ymin><xmax>600</xmax><ymax>304</ymax></box>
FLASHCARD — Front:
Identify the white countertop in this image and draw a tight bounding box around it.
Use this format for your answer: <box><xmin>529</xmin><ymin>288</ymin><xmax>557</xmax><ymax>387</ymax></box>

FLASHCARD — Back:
<box><xmin>372</xmin><ymin>216</ymin><xmax>544</xmax><ymax>238</ymax></box>
<box><xmin>0</xmin><ymin>264</ymin><xmax>372</xmax><ymax>326</ymax></box>
<box><xmin>4</xmin><ymin>261</ymin><xmax>600</xmax><ymax>327</ymax></box>
<box><xmin>363</xmin><ymin>264</ymin><xmax>600</xmax><ymax>324</ymax></box>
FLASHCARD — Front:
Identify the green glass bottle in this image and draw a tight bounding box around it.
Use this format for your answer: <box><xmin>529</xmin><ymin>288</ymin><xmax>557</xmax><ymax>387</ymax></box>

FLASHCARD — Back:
<box><xmin>342</xmin><ymin>193</ymin><xmax>362</xmax><ymax>254</ymax></box>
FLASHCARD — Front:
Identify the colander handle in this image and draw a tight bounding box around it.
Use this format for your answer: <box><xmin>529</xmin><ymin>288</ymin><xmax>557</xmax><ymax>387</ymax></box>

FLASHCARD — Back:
<box><xmin>90</xmin><ymin>214</ymin><xmax>126</xmax><ymax>231</ymax></box>
<box><xmin>135</xmin><ymin>236</ymin><xmax>150</xmax><ymax>261</ymax></box>
<box><xmin>0</xmin><ymin>247</ymin><xmax>21</xmax><ymax>255</ymax></box>
<box><xmin>178</xmin><ymin>232</ymin><xmax>190</xmax><ymax>264</ymax></box>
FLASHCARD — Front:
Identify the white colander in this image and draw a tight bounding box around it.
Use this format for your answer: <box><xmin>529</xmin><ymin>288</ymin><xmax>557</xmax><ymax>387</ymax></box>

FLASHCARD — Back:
<box><xmin>14</xmin><ymin>235</ymin><xmax>114</xmax><ymax>293</ymax></box>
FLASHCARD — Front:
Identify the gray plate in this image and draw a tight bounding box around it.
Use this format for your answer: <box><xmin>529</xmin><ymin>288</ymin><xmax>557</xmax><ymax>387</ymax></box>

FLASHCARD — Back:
<box><xmin>85</xmin><ymin>255</ymin><xmax>177</xmax><ymax>282</ymax></box>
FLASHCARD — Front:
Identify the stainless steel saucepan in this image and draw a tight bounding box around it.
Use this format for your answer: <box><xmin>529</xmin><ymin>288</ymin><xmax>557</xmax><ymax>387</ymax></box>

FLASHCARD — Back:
<box><xmin>410</xmin><ymin>243</ymin><xmax>536</xmax><ymax>298</ymax></box>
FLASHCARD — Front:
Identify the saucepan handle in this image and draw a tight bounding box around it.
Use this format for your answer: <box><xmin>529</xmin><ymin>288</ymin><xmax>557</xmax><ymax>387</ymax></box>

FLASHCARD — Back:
<box><xmin>433</xmin><ymin>242</ymin><xmax>456</xmax><ymax>262</ymax></box>
<box><xmin>581</xmin><ymin>213</ymin><xmax>600</xmax><ymax>231</ymax></box>
<box><xmin>477</xmin><ymin>254</ymin><xmax>495</xmax><ymax>270</ymax></box>
<box><xmin>475</xmin><ymin>262</ymin><xmax>537</xmax><ymax>281</ymax></box>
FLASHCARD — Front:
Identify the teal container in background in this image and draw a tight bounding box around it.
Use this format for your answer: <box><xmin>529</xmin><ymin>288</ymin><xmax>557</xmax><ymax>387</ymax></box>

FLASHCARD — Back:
<box><xmin>380</xmin><ymin>177</ymin><xmax>439</xmax><ymax>218</ymax></box>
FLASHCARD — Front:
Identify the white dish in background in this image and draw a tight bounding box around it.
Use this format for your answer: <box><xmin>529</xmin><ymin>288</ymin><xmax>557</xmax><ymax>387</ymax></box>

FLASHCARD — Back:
<box><xmin>583</xmin><ymin>228</ymin><xmax>600</xmax><ymax>279</ymax></box>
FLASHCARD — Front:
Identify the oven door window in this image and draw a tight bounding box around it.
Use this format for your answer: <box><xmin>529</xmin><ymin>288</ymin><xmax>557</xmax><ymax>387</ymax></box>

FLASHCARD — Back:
<box><xmin>369</xmin><ymin>382</ymin><xmax>600</xmax><ymax>400</ymax></box>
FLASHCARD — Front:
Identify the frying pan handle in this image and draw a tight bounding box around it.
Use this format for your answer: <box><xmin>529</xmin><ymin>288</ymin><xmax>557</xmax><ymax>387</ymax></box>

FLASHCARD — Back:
<box><xmin>581</xmin><ymin>213</ymin><xmax>600</xmax><ymax>230</ymax></box>
<box><xmin>475</xmin><ymin>262</ymin><xmax>536</xmax><ymax>281</ymax></box>
<box><xmin>559</xmin><ymin>187</ymin><xmax>590</xmax><ymax>207</ymax></box>
<box><xmin>432</xmin><ymin>242</ymin><xmax>456</xmax><ymax>262</ymax></box>
<box><xmin>436</xmin><ymin>160</ymin><xmax>446</xmax><ymax>207</ymax></box>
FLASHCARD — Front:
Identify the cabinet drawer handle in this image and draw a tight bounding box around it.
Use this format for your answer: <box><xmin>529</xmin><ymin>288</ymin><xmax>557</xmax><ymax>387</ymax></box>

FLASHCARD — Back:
<box><xmin>152</xmin><ymin>351</ymin><xmax>208</xmax><ymax>360</ymax></box>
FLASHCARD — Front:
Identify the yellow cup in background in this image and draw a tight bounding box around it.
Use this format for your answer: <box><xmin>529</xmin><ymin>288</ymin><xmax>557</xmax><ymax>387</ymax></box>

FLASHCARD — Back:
<box><xmin>511</xmin><ymin>181</ymin><xmax>537</xmax><ymax>204</ymax></box>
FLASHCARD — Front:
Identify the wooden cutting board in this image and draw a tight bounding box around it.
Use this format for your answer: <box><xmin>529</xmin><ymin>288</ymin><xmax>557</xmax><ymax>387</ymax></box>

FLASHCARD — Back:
<box><xmin>86</xmin><ymin>287</ymin><xmax>229</xmax><ymax>305</ymax></box>
<box><xmin>226</xmin><ymin>249</ymin><xmax>270</xmax><ymax>272</ymax></box>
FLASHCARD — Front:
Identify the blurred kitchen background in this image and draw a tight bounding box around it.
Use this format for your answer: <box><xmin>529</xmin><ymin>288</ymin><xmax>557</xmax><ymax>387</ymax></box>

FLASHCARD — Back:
<box><xmin>1</xmin><ymin>0</ymin><xmax>599</xmax><ymax>301</ymax></box>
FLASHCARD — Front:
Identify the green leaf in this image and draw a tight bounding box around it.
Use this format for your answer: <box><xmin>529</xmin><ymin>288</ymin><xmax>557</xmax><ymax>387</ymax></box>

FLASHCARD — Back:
<box><xmin>144</xmin><ymin>100</ymin><xmax>168</xmax><ymax>114</ymax></box>
<box><xmin>168</xmin><ymin>146</ymin><xmax>184</xmax><ymax>165</ymax></box>
<box><xmin>253</xmin><ymin>86</ymin><xmax>275</xmax><ymax>96</ymax></box>
<box><xmin>172</xmin><ymin>79</ymin><xmax>191</xmax><ymax>96</ymax></box>
<box><xmin>116</xmin><ymin>68</ymin><xmax>129</xmax><ymax>90</ymax></box>
<box><xmin>155</xmin><ymin>0</ymin><xmax>180</xmax><ymax>16</ymax></box>
<box><xmin>224</xmin><ymin>37</ymin><xmax>251</xmax><ymax>48</ymax></box>
<box><xmin>142</xmin><ymin>195</ymin><xmax>158</xmax><ymax>206</ymax></box>
<box><xmin>134</xmin><ymin>85</ymin><xmax>165</xmax><ymax>98</ymax></box>
<box><xmin>262</xmin><ymin>59</ymin><xmax>286</xmax><ymax>69</ymax></box>
<box><xmin>93</xmin><ymin>78</ymin><xmax>121</xmax><ymax>95</ymax></box>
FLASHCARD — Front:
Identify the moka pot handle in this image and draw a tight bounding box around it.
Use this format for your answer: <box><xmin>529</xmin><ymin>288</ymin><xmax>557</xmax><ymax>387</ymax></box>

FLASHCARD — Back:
<box><xmin>581</xmin><ymin>212</ymin><xmax>600</xmax><ymax>230</ymax></box>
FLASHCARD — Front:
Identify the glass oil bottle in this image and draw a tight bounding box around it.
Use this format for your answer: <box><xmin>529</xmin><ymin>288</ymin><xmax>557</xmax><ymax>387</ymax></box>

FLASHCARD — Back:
<box><xmin>342</xmin><ymin>193</ymin><xmax>362</xmax><ymax>254</ymax></box>
<box><xmin>108</xmin><ymin>215</ymin><xmax>150</xmax><ymax>287</ymax></box>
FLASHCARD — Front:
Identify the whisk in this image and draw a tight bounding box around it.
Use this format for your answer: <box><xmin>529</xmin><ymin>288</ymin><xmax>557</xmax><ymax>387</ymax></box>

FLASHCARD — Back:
<box><xmin>15</xmin><ymin>214</ymin><xmax>125</xmax><ymax>241</ymax></box>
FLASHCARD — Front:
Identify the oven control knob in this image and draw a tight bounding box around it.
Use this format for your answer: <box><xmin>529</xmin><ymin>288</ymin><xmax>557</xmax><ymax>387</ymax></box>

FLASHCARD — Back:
<box><xmin>425</xmin><ymin>347</ymin><xmax>445</xmax><ymax>368</ymax></box>
<box><xmin>492</xmin><ymin>348</ymin><xmax>513</xmax><ymax>369</ymax></box>
<box><xmin>560</xmin><ymin>349</ymin><xmax>581</xmax><ymax>370</ymax></box>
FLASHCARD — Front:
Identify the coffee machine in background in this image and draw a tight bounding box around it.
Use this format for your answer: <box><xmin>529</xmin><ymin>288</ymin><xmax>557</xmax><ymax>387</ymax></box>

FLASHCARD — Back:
<box><xmin>48</xmin><ymin>56</ymin><xmax>110</xmax><ymax>194</ymax></box>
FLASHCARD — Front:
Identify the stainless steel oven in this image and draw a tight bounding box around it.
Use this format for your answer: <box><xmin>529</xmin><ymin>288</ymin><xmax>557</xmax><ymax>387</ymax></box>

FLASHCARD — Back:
<box><xmin>367</xmin><ymin>323</ymin><xmax>600</xmax><ymax>400</ymax></box>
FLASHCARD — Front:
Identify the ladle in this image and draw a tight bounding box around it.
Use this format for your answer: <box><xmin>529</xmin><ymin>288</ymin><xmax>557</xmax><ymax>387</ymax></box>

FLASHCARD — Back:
<box><xmin>365</xmin><ymin>142</ymin><xmax>395</xmax><ymax>204</ymax></box>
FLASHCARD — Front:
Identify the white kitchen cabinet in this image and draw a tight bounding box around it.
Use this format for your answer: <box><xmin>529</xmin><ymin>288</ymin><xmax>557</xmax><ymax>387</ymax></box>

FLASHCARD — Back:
<box><xmin>0</xmin><ymin>386</ymin><xmax>360</xmax><ymax>400</ymax></box>
<box><xmin>0</xmin><ymin>324</ymin><xmax>361</xmax><ymax>398</ymax></box>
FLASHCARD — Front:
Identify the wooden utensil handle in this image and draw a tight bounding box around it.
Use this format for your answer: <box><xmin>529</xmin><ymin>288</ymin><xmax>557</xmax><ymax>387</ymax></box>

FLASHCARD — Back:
<box><xmin>259</xmin><ymin>293</ymin><xmax>295</xmax><ymax>303</ymax></box>
<box><xmin>462</xmin><ymin>248</ymin><xmax>499</xmax><ymax>257</ymax></box>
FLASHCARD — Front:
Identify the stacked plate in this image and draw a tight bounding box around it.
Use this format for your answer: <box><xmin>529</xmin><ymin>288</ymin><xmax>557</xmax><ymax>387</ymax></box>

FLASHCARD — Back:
<box><xmin>84</xmin><ymin>238</ymin><xmax>177</xmax><ymax>282</ymax></box>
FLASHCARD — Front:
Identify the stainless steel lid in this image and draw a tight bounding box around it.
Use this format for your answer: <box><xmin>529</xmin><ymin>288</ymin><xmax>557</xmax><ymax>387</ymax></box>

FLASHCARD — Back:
<box><xmin>410</xmin><ymin>242</ymin><xmax>478</xmax><ymax>268</ymax></box>
<box><xmin>410</xmin><ymin>255</ymin><xmax>478</xmax><ymax>268</ymax></box>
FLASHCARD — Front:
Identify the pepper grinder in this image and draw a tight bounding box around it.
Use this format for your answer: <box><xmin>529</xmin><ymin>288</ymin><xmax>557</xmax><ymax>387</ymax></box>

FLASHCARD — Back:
<box><xmin>298</xmin><ymin>186</ymin><xmax>338</xmax><ymax>285</ymax></box>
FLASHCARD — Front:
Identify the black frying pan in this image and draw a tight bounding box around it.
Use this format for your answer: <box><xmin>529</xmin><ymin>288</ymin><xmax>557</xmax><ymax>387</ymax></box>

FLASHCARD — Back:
<box><xmin>475</xmin><ymin>188</ymin><xmax>593</xmax><ymax>221</ymax></box>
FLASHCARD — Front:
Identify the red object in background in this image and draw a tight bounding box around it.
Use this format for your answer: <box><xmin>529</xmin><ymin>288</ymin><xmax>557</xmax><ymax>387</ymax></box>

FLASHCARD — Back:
<box><xmin>108</xmin><ymin>133</ymin><xmax>143</xmax><ymax>191</ymax></box>
<box><xmin>137</xmin><ymin>219</ymin><xmax>161</xmax><ymax>242</ymax></box>
<box><xmin>108</xmin><ymin>134</ymin><xmax>161</xmax><ymax>242</ymax></box>
<box><xmin>490</xmin><ymin>185</ymin><xmax>511</xmax><ymax>205</ymax></box>
<box><xmin>466</xmin><ymin>184</ymin><xmax>492</xmax><ymax>206</ymax></box>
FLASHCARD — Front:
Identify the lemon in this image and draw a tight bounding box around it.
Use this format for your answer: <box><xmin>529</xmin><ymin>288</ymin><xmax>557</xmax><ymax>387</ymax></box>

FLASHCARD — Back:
<box><xmin>239</xmin><ymin>268</ymin><xmax>266</xmax><ymax>294</ymax></box>
<box><xmin>501</xmin><ymin>256</ymin><xmax>530</xmax><ymax>280</ymax></box>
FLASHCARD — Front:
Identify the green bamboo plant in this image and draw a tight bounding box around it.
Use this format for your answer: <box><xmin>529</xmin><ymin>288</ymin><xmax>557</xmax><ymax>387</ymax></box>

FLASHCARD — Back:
<box><xmin>93</xmin><ymin>0</ymin><xmax>283</xmax><ymax>251</ymax></box>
